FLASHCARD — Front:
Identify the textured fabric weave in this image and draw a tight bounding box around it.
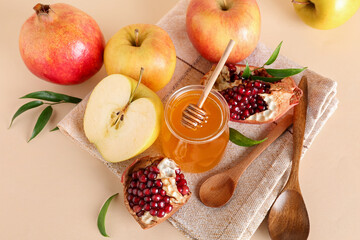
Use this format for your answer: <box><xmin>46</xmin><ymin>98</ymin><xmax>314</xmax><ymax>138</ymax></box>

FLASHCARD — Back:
<box><xmin>58</xmin><ymin>1</ymin><xmax>338</xmax><ymax>239</ymax></box>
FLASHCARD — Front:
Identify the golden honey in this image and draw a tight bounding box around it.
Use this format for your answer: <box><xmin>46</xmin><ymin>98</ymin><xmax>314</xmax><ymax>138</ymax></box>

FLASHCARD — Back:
<box><xmin>161</xmin><ymin>85</ymin><xmax>229</xmax><ymax>173</ymax></box>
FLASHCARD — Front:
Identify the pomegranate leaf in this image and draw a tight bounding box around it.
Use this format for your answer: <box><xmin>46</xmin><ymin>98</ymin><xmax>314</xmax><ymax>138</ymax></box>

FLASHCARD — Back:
<box><xmin>265</xmin><ymin>67</ymin><xmax>307</xmax><ymax>78</ymax></box>
<box><xmin>98</xmin><ymin>193</ymin><xmax>119</xmax><ymax>237</ymax></box>
<box><xmin>242</xmin><ymin>61</ymin><xmax>251</xmax><ymax>78</ymax></box>
<box><xmin>251</xmin><ymin>76</ymin><xmax>283</xmax><ymax>83</ymax></box>
<box><xmin>50</xmin><ymin>126</ymin><xmax>59</xmax><ymax>132</ymax></box>
<box><xmin>28</xmin><ymin>105</ymin><xmax>53</xmax><ymax>142</ymax></box>
<box><xmin>9</xmin><ymin>100</ymin><xmax>43</xmax><ymax>128</ymax></box>
<box><xmin>263</xmin><ymin>41</ymin><xmax>283</xmax><ymax>66</ymax></box>
<box><xmin>21</xmin><ymin>91</ymin><xmax>82</xmax><ymax>104</ymax></box>
<box><xmin>229</xmin><ymin>128</ymin><xmax>267</xmax><ymax>147</ymax></box>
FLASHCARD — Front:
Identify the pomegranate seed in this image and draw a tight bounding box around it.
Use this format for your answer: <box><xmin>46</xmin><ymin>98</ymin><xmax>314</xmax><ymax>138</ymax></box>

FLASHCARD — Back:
<box><xmin>127</xmin><ymin>188</ymin><xmax>133</xmax><ymax>194</ymax></box>
<box><xmin>230</xmin><ymin>112</ymin><xmax>237</xmax><ymax>119</ymax></box>
<box><xmin>258</xmin><ymin>105</ymin><xmax>265</xmax><ymax>111</ymax></box>
<box><xmin>150</xmin><ymin>201</ymin><xmax>158</xmax><ymax>209</ymax></box>
<box><xmin>177</xmin><ymin>179</ymin><xmax>187</xmax><ymax>187</ymax></box>
<box><xmin>144</xmin><ymin>196</ymin><xmax>151</xmax><ymax>202</ymax></box>
<box><xmin>143</xmin><ymin>189</ymin><xmax>151</xmax><ymax>196</ymax></box>
<box><xmin>152</xmin><ymin>194</ymin><xmax>162</xmax><ymax>202</ymax></box>
<box><xmin>129</xmin><ymin>202</ymin><xmax>134</xmax><ymax>208</ymax></box>
<box><xmin>144</xmin><ymin>203</ymin><xmax>151</xmax><ymax>211</ymax></box>
<box><xmin>146</xmin><ymin>180</ymin><xmax>154</xmax><ymax>188</ymax></box>
<box><xmin>232</xmin><ymin>86</ymin><xmax>238</xmax><ymax>92</ymax></box>
<box><xmin>159</xmin><ymin>189</ymin><xmax>166</xmax><ymax>196</ymax></box>
<box><xmin>127</xmin><ymin>194</ymin><xmax>133</xmax><ymax>202</ymax></box>
<box><xmin>133</xmin><ymin>197</ymin><xmax>140</xmax><ymax>204</ymax></box>
<box><xmin>149</xmin><ymin>166</ymin><xmax>160</xmax><ymax>173</ymax></box>
<box><xmin>148</xmin><ymin>172</ymin><xmax>157</xmax><ymax>180</ymax></box>
<box><xmin>130</xmin><ymin>180</ymin><xmax>137</xmax><ymax>188</ymax></box>
<box><xmin>163</xmin><ymin>196</ymin><xmax>170</xmax><ymax>204</ymax></box>
<box><xmin>175</xmin><ymin>175</ymin><xmax>180</xmax><ymax>182</ymax></box>
<box><xmin>131</xmin><ymin>172</ymin><xmax>138</xmax><ymax>180</ymax></box>
<box><xmin>254</xmin><ymin>81</ymin><xmax>262</xmax><ymax>88</ymax></box>
<box><xmin>234</xmin><ymin>106</ymin><xmax>240</xmax><ymax>113</ymax></box>
<box><xmin>164</xmin><ymin>204</ymin><xmax>173</xmax><ymax>213</ymax></box>
<box><xmin>132</xmin><ymin>189</ymin><xmax>138</xmax><ymax>195</ymax></box>
<box><xmin>175</xmin><ymin>168</ymin><xmax>181</xmax><ymax>174</ymax></box>
<box><xmin>144</xmin><ymin>169</ymin><xmax>149</xmax><ymax>175</ymax></box>
<box><xmin>139</xmin><ymin>200</ymin><xmax>145</xmax><ymax>207</ymax></box>
<box><xmin>133</xmin><ymin>205</ymin><xmax>142</xmax><ymax>213</ymax></box>
<box><xmin>139</xmin><ymin>175</ymin><xmax>147</xmax><ymax>183</ymax></box>
<box><xmin>181</xmin><ymin>186</ymin><xmax>189</xmax><ymax>195</ymax></box>
<box><xmin>179</xmin><ymin>174</ymin><xmax>185</xmax><ymax>180</ymax></box>
<box><xmin>137</xmin><ymin>191</ymin><xmax>144</xmax><ymax>198</ymax></box>
<box><xmin>151</xmin><ymin>187</ymin><xmax>159</xmax><ymax>195</ymax></box>
<box><xmin>252</xmin><ymin>88</ymin><xmax>258</xmax><ymax>95</ymax></box>
<box><xmin>136</xmin><ymin>170</ymin><xmax>144</xmax><ymax>178</ymax></box>
<box><xmin>238</xmin><ymin>87</ymin><xmax>245</xmax><ymax>94</ymax></box>
<box><xmin>150</xmin><ymin>209</ymin><xmax>158</xmax><ymax>216</ymax></box>
<box><xmin>246</xmin><ymin>103</ymin><xmax>251</xmax><ymax>109</ymax></box>
<box><xmin>243</xmin><ymin>110</ymin><xmax>250</xmax><ymax>118</ymax></box>
<box><xmin>158</xmin><ymin>201</ymin><xmax>166</xmax><ymax>209</ymax></box>
<box><xmin>246</xmin><ymin>82</ymin><xmax>253</xmax><ymax>88</ymax></box>
<box><xmin>138</xmin><ymin>182</ymin><xmax>146</xmax><ymax>190</ymax></box>
<box><xmin>136</xmin><ymin>210</ymin><xmax>145</xmax><ymax>217</ymax></box>
<box><xmin>157</xmin><ymin>209</ymin><xmax>166</xmax><ymax>218</ymax></box>
<box><xmin>245</xmin><ymin>89</ymin><xmax>252</xmax><ymax>96</ymax></box>
<box><xmin>154</xmin><ymin>179</ymin><xmax>163</xmax><ymax>188</ymax></box>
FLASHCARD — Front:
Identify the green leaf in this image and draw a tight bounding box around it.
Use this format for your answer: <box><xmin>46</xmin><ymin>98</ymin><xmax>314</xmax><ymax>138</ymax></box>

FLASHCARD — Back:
<box><xmin>242</xmin><ymin>61</ymin><xmax>251</xmax><ymax>79</ymax></box>
<box><xmin>229</xmin><ymin>128</ymin><xmax>267</xmax><ymax>147</ymax></box>
<box><xmin>28</xmin><ymin>106</ymin><xmax>53</xmax><ymax>142</ymax></box>
<box><xmin>9</xmin><ymin>101</ymin><xmax>43</xmax><ymax>128</ymax></box>
<box><xmin>263</xmin><ymin>41</ymin><xmax>283</xmax><ymax>66</ymax></box>
<box><xmin>50</xmin><ymin>126</ymin><xmax>59</xmax><ymax>132</ymax></box>
<box><xmin>21</xmin><ymin>91</ymin><xmax>82</xmax><ymax>104</ymax></box>
<box><xmin>98</xmin><ymin>193</ymin><xmax>119</xmax><ymax>237</ymax></box>
<box><xmin>251</xmin><ymin>76</ymin><xmax>283</xmax><ymax>83</ymax></box>
<box><xmin>265</xmin><ymin>67</ymin><xmax>307</xmax><ymax>78</ymax></box>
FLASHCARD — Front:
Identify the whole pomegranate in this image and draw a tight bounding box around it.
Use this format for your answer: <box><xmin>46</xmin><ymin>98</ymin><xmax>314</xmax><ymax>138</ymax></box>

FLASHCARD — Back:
<box><xmin>122</xmin><ymin>156</ymin><xmax>191</xmax><ymax>229</ymax></box>
<box><xmin>19</xmin><ymin>3</ymin><xmax>105</xmax><ymax>85</ymax></box>
<box><xmin>201</xmin><ymin>64</ymin><xmax>303</xmax><ymax>123</ymax></box>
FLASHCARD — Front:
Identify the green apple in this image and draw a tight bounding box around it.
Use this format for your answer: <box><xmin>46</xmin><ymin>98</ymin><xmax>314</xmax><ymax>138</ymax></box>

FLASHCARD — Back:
<box><xmin>104</xmin><ymin>24</ymin><xmax>176</xmax><ymax>92</ymax></box>
<box><xmin>293</xmin><ymin>0</ymin><xmax>360</xmax><ymax>30</ymax></box>
<box><xmin>83</xmin><ymin>74</ymin><xmax>163</xmax><ymax>163</ymax></box>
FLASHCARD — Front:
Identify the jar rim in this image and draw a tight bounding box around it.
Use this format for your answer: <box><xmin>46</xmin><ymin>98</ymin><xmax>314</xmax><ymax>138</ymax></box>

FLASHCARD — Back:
<box><xmin>164</xmin><ymin>85</ymin><xmax>229</xmax><ymax>144</ymax></box>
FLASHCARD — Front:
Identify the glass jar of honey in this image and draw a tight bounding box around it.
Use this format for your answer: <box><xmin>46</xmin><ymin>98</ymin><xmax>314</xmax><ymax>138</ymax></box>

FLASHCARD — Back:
<box><xmin>161</xmin><ymin>85</ymin><xmax>229</xmax><ymax>173</ymax></box>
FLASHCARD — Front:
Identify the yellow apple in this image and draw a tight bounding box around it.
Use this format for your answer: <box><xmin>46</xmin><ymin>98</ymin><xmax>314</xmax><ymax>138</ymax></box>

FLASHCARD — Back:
<box><xmin>83</xmin><ymin>74</ymin><xmax>163</xmax><ymax>163</ymax></box>
<box><xmin>293</xmin><ymin>0</ymin><xmax>360</xmax><ymax>30</ymax></box>
<box><xmin>104</xmin><ymin>24</ymin><xmax>176</xmax><ymax>92</ymax></box>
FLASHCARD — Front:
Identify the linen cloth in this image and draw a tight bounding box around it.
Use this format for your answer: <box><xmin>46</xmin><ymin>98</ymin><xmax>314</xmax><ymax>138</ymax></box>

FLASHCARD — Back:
<box><xmin>58</xmin><ymin>0</ymin><xmax>338</xmax><ymax>239</ymax></box>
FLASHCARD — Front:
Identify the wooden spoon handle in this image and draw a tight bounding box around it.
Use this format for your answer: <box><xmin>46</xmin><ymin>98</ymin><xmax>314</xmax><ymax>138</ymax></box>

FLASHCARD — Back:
<box><xmin>197</xmin><ymin>39</ymin><xmax>235</xmax><ymax>108</ymax></box>
<box><xmin>228</xmin><ymin>114</ymin><xmax>294</xmax><ymax>179</ymax></box>
<box><xmin>287</xmin><ymin>76</ymin><xmax>308</xmax><ymax>190</ymax></box>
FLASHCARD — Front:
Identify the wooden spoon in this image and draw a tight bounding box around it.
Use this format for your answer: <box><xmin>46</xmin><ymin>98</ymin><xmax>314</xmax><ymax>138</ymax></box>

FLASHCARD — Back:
<box><xmin>267</xmin><ymin>76</ymin><xmax>310</xmax><ymax>240</ymax></box>
<box><xmin>199</xmin><ymin>113</ymin><xmax>293</xmax><ymax>208</ymax></box>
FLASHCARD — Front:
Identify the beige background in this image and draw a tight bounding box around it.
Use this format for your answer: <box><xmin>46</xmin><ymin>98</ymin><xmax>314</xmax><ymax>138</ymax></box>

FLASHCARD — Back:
<box><xmin>1</xmin><ymin>0</ymin><xmax>359</xmax><ymax>239</ymax></box>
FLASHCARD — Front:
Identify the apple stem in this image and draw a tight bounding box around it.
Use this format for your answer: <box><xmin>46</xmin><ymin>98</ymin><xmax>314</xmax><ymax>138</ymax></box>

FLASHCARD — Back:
<box><xmin>135</xmin><ymin>29</ymin><xmax>139</xmax><ymax>47</ymax></box>
<box><xmin>291</xmin><ymin>0</ymin><xmax>311</xmax><ymax>4</ymax></box>
<box><xmin>112</xmin><ymin>67</ymin><xmax>145</xmax><ymax>129</ymax></box>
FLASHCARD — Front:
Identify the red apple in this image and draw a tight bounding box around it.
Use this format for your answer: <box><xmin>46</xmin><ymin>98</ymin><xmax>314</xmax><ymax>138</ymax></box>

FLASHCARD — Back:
<box><xmin>104</xmin><ymin>24</ymin><xmax>176</xmax><ymax>92</ymax></box>
<box><xmin>19</xmin><ymin>3</ymin><xmax>105</xmax><ymax>85</ymax></box>
<box><xmin>186</xmin><ymin>0</ymin><xmax>261</xmax><ymax>63</ymax></box>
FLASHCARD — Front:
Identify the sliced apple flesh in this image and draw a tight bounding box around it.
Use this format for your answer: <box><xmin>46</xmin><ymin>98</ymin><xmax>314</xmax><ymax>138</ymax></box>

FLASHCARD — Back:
<box><xmin>83</xmin><ymin>74</ymin><xmax>163</xmax><ymax>163</ymax></box>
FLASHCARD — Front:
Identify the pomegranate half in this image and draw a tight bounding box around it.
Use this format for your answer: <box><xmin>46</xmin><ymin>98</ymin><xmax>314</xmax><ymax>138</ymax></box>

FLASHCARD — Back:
<box><xmin>201</xmin><ymin>64</ymin><xmax>303</xmax><ymax>124</ymax></box>
<box><xmin>122</xmin><ymin>156</ymin><xmax>191</xmax><ymax>229</ymax></box>
<box><xmin>19</xmin><ymin>3</ymin><xmax>105</xmax><ymax>85</ymax></box>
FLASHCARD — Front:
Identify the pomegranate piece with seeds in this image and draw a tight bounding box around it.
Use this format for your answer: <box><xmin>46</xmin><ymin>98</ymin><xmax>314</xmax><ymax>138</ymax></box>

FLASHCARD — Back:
<box><xmin>201</xmin><ymin>64</ymin><xmax>303</xmax><ymax>124</ymax></box>
<box><xmin>122</xmin><ymin>156</ymin><xmax>191</xmax><ymax>229</ymax></box>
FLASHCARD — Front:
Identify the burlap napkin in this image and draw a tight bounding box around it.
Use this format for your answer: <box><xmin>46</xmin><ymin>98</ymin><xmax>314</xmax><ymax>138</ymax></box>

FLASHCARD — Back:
<box><xmin>58</xmin><ymin>0</ymin><xmax>338</xmax><ymax>239</ymax></box>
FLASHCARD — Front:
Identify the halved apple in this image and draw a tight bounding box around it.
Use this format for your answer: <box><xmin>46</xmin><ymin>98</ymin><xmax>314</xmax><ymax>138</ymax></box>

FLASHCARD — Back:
<box><xmin>83</xmin><ymin>74</ymin><xmax>163</xmax><ymax>163</ymax></box>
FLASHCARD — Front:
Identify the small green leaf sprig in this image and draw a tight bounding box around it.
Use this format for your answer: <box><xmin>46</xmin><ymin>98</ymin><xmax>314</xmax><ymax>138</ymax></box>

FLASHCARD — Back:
<box><xmin>97</xmin><ymin>193</ymin><xmax>119</xmax><ymax>237</ymax></box>
<box><xmin>9</xmin><ymin>91</ymin><xmax>82</xmax><ymax>142</ymax></box>
<box><xmin>242</xmin><ymin>41</ymin><xmax>307</xmax><ymax>82</ymax></box>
